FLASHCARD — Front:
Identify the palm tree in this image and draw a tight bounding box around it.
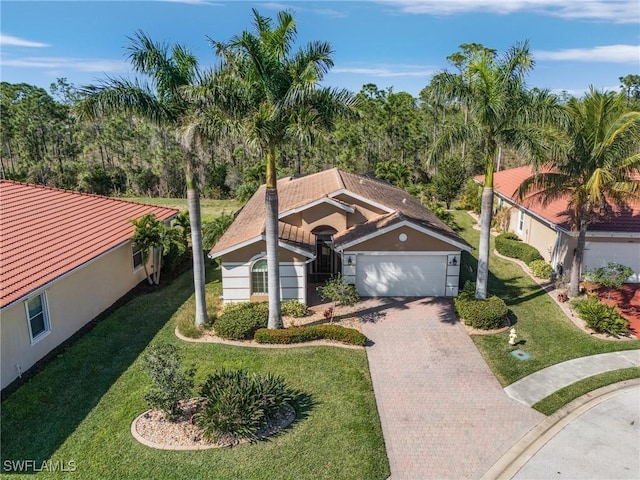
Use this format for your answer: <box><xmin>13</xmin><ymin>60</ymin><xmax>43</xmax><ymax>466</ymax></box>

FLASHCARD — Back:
<box><xmin>77</xmin><ymin>32</ymin><xmax>209</xmax><ymax>326</ymax></box>
<box><xmin>430</xmin><ymin>41</ymin><xmax>564</xmax><ymax>299</ymax></box>
<box><xmin>518</xmin><ymin>88</ymin><xmax>640</xmax><ymax>297</ymax></box>
<box><xmin>208</xmin><ymin>9</ymin><xmax>356</xmax><ymax>328</ymax></box>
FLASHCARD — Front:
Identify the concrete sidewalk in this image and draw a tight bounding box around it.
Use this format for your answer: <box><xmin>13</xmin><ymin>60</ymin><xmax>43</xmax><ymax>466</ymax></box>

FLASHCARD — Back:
<box><xmin>504</xmin><ymin>350</ymin><xmax>640</xmax><ymax>406</ymax></box>
<box><xmin>483</xmin><ymin>379</ymin><xmax>640</xmax><ymax>480</ymax></box>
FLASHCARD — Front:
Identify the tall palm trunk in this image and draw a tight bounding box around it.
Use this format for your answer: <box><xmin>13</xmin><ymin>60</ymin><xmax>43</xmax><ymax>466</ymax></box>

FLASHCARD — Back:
<box><xmin>185</xmin><ymin>153</ymin><xmax>208</xmax><ymax>326</ymax></box>
<box><xmin>475</xmin><ymin>152</ymin><xmax>495</xmax><ymax>299</ymax></box>
<box><xmin>569</xmin><ymin>219</ymin><xmax>588</xmax><ymax>298</ymax></box>
<box><xmin>265</xmin><ymin>147</ymin><xmax>282</xmax><ymax>329</ymax></box>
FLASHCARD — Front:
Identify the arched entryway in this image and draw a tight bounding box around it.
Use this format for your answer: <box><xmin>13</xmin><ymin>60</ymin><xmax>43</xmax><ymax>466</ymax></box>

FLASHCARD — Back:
<box><xmin>310</xmin><ymin>226</ymin><xmax>341</xmax><ymax>283</ymax></box>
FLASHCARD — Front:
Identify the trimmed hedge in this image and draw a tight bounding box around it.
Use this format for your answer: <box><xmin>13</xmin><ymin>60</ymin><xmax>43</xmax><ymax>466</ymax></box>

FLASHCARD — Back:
<box><xmin>254</xmin><ymin>324</ymin><xmax>367</xmax><ymax>346</ymax></box>
<box><xmin>495</xmin><ymin>233</ymin><xmax>544</xmax><ymax>264</ymax></box>
<box><xmin>214</xmin><ymin>302</ymin><xmax>268</xmax><ymax>340</ymax></box>
<box><xmin>454</xmin><ymin>292</ymin><xmax>509</xmax><ymax>330</ymax></box>
<box><xmin>281</xmin><ymin>300</ymin><xmax>308</xmax><ymax>318</ymax></box>
<box><xmin>528</xmin><ymin>259</ymin><xmax>553</xmax><ymax>279</ymax></box>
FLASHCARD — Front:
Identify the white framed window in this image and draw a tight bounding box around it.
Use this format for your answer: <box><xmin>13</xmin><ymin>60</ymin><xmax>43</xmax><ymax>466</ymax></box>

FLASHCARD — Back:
<box><xmin>132</xmin><ymin>242</ymin><xmax>144</xmax><ymax>270</ymax></box>
<box><xmin>517</xmin><ymin>209</ymin><xmax>525</xmax><ymax>234</ymax></box>
<box><xmin>251</xmin><ymin>259</ymin><xmax>268</xmax><ymax>294</ymax></box>
<box><xmin>25</xmin><ymin>292</ymin><xmax>50</xmax><ymax>343</ymax></box>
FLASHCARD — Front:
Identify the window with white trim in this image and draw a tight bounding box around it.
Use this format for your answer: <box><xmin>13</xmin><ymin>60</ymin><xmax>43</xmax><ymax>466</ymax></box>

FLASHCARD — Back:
<box><xmin>132</xmin><ymin>242</ymin><xmax>144</xmax><ymax>270</ymax></box>
<box><xmin>26</xmin><ymin>293</ymin><xmax>50</xmax><ymax>342</ymax></box>
<box><xmin>251</xmin><ymin>259</ymin><xmax>268</xmax><ymax>294</ymax></box>
<box><xmin>517</xmin><ymin>209</ymin><xmax>525</xmax><ymax>234</ymax></box>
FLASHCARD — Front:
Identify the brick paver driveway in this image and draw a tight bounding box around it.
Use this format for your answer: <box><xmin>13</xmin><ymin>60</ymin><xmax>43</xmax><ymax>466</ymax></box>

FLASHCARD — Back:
<box><xmin>360</xmin><ymin>297</ymin><xmax>543</xmax><ymax>480</ymax></box>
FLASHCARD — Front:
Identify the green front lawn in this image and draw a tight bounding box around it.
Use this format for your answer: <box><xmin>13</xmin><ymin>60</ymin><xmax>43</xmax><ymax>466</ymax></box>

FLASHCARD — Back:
<box><xmin>1</xmin><ymin>266</ymin><xmax>389</xmax><ymax>479</ymax></box>
<box><xmin>452</xmin><ymin>210</ymin><xmax>640</xmax><ymax>386</ymax></box>
<box><xmin>121</xmin><ymin>197</ymin><xmax>242</xmax><ymax>223</ymax></box>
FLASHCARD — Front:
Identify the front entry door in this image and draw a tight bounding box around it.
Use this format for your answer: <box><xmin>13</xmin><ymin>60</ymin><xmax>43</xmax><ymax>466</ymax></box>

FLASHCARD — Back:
<box><xmin>311</xmin><ymin>231</ymin><xmax>340</xmax><ymax>282</ymax></box>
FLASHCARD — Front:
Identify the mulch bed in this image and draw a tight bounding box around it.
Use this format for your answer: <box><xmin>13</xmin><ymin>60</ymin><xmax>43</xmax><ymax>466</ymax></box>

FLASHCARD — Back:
<box><xmin>132</xmin><ymin>398</ymin><xmax>296</xmax><ymax>450</ymax></box>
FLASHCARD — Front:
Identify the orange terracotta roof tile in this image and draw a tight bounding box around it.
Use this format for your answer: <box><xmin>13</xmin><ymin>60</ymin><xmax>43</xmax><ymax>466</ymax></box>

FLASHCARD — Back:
<box><xmin>210</xmin><ymin>168</ymin><xmax>469</xmax><ymax>257</ymax></box>
<box><xmin>475</xmin><ymin>166</ymin><xmax>640</xmax><ymax>233</ymax></box>
<box><xmin>0</xmin><ymin>181</ymin><xmax>178</xmax><ymax>308</ymax></box>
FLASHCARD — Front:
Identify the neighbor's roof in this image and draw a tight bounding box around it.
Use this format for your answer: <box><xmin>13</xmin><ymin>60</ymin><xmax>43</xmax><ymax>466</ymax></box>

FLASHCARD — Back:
<box><xmin>211</xmin><ymin>168</ymin><xmax>469</xmax><ymax>257</ymax></box>
<box><xmin>476</xmin><ymin>165</ymin><xmax>640</xmax><ymax>233</ymax></box>
<box><xmin>0</xmin><ymin>180</ymin><xmax>179</xmax><ymax>309</ymax></box>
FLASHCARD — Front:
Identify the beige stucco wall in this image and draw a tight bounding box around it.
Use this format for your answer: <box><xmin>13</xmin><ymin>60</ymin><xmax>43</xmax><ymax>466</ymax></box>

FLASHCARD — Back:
<box><xmin>348</xmin><ymin>226</ymin><xmax>458</xmax><ymax>252</ymax></box>
<box><xmin>300</xmin><ymin>204</ymin><xmax>347</xmax><ymax>233</ymax></box>
<box><xmin>521</xmin><ymin>214</ymin><xmax>557</xmax><ymax>263</ymax></box>
<box><xmin>332</xmin><ymin>194</ymin><xmax>388</xmax><ymax>226</ymax></box>
<box><xmin>1</xmin><ymin>242</ymin><xmax>147</xmax><ymax>389</ymax></box>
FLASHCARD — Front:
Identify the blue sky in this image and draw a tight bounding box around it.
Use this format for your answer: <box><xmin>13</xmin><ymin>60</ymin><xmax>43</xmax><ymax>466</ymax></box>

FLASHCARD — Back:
<box><xmin>1</xmin><ymin>1</ymin><xmax>639</xmax><ymax>98</ymax></box>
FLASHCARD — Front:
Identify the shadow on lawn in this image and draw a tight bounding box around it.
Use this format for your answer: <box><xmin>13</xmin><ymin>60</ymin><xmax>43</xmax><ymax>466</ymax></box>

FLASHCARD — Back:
<box><xmin>0</xmin><ymin>268</ymin><xmax>199</xmax><ymax>473</ymax></box>
<box><xmin>460</xmin><ymin>250</ymin><xmax>546</xmax><ymax>306</ymax></box>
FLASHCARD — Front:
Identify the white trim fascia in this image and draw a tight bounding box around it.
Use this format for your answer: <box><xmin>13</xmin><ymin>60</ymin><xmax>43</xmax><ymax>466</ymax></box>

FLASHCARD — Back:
<box><xmin>1</xmin><ymin>240</ymin><xmax>133</xmax><ymax>311</ymax></box>
<box><xmin>346</xmin><ymin>251</ymin><xmax>458</xmax><ymax>256</ymax></box>
<box><xmin>208</xmin><ymin>236</ymin><xmax>264</xmax><ymax>260</ymax></box>
<box><xmin>328</xmin><ymin>189</ymin><xmax>394</xmax><ymax>214</ymax></box>
<box><xmin>279</xmin><ymin>197</ymin><xmax>354</xmax><ymax>218</ymax></box>
<box><xmin>337</xmin><ymin>220</ymin><xmax>472</xmax><ymax>252</ymax></box>
<box><xmin>277</xmin><ymin>241</ymin><xmax>315</xmax><ymax>259</ymax></box>
<box><xmin>584</xmin><ymin>231</ymin><xmax>640</xmax><ymax>239</ymax></box>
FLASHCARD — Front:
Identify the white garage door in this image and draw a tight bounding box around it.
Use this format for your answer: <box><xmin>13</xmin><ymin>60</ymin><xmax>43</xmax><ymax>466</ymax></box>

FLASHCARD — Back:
<box><xmin>355</xmin><ymin>254</ymin><xmax>447</xmax><ymax>296</ymax></box>
<box><xmin>584</xmin><ymin>242</ymin><xmax>640</xmax><ymax>283</ymax></box>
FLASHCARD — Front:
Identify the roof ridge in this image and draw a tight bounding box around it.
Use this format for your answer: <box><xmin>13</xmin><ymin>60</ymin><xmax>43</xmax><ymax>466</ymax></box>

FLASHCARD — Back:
<box><xmin>334</xmin><ymin>168</ymin><xmax>346</xmax><ymax>190</ymax></box>
<box><xmin>0</xmin><ymin>180</ymin><xmax>180</xmax><ymax>213</ymax></box>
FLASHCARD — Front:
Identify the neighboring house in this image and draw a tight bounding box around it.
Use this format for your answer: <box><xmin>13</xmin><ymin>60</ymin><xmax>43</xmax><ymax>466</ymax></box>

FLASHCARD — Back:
<box><xmin>0</xmin><ymin>181</ymin><xmax>178</xmax><ymax>390</ymax></box>
<box><xmin>210</xmin><ymin>169</ymin><xmax>471</xmax><ymax>304</ymax></box>
<box><xmin>476</xmin><ymin>166</ymin><xmax>640</xmax><ymax>282</ymax></box>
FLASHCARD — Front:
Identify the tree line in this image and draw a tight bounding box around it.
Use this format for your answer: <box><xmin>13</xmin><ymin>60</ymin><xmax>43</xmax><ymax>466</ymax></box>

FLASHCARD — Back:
<box><xmin>2</xmin><ymin>9</ymin><xmax>639</xmax><ymax>324</ymax></box>
<box><xmin>4</xmin><ymin>65</ymin><xmax>637</xmax><ymax>205</ymax></box>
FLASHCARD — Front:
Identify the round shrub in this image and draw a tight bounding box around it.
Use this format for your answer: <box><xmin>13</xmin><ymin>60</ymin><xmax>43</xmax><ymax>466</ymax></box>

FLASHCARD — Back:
<box><xmin>281</xmin><ymin>300</ymin><xmax>308</xmax><ymax>318</ymax></box>
<box><xmin>501</xmin><ymin>231</ymin><xmax>520</xmax><ymax>240</ymax></box>
<box><xmin>214</xmin><ymin>302</ymin><xmax>268</xmax><ymax>340</ymax></box>
<box><xmin>454</xmin><ymin>293</ymin><xmax>509</xmax><ymax>330</ymax></box>
<box><xmin>195</xmin><ymin>369</ymin><xmax>295</xmax><ymax>444</ymax></box>
<box><xmin>254</xmin><ymin>324</ymin><xmax>367</xmax><ymax>346</ymax></box>
<box><xmin>528</xmin><ymin>260</ymin><xmax>553</xmax><ymax>279</ymax></box>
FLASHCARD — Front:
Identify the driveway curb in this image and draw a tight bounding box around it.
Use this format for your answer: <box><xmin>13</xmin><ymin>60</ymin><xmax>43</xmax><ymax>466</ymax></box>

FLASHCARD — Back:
<box><xmin>481</xmin><ymin>378</ymin><xmax>640</xmax><ymax>480</ymax></box>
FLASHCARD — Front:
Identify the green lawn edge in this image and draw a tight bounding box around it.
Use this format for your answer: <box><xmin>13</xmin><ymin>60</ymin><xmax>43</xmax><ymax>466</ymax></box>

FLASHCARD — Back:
<box><xmin>532</xmin><ymin>367</ymin><xmax>640</xmax><ymax>415</ymax></box>
<box><xmin>451</xmin><ymin>210</ymin><xmax>640</xmax><ymax>387</ymax></box>
<box><xmin>1</xmin><ymin>265</ymin><xmax>389</xmax><ymax>479</ymax></box>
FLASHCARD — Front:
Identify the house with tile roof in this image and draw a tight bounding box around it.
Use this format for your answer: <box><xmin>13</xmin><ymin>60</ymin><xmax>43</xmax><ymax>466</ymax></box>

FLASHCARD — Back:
<box><xmin>476</xmin><ymin>166</ymin><xmax>640</xmax><ymax>282</ymax></box>
<box><xmin>210</xmin><ymin>169</ymin><xmax>472</xmax><ymax>304</ymax></box>
<box><xmin>0</xmin><ymin>180</ymin><xmax>178</xmax><ymax>390</ymax></box>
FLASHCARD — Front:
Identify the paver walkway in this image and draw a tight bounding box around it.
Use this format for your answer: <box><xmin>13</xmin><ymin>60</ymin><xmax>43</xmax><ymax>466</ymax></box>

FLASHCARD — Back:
<box><xmin>361</xmin><ymin>297</ymin><xmax>543</xmax><ymax>480</ymax></box>
<box><xmin>504</xmin><ymin>350</ymin><xmax>640</xmax><ymax>406</ymax></box>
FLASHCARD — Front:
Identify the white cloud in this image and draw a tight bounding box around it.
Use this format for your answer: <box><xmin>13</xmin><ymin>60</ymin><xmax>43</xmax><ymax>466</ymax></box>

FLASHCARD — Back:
<box><xmin>0</xmin><ymin>34</ymin><xmax>50</xmax><ymax>48</ymax></box>
<box><xmin>378</xmin><ymin>0</ymin><xmax>640</xmax><ymax>23</ymax></box>
<box><xmin>261</xmin><ymin>2</ymin><xmax>348</xmax><ymax>18</ymax></box>
<box><xmin>1</xmin><ymin>57</ymin><xmax>130</xmax><ymax>73</ymax></box>
<box><xmin>535</xmin><ymin>44</ymin><xmax>640</xmax><ymax>63</ymax></box>
<box><xmin>333</xmin><ymin>64</ymin><xmax>435</xmax><ymax>78</ymax></box>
